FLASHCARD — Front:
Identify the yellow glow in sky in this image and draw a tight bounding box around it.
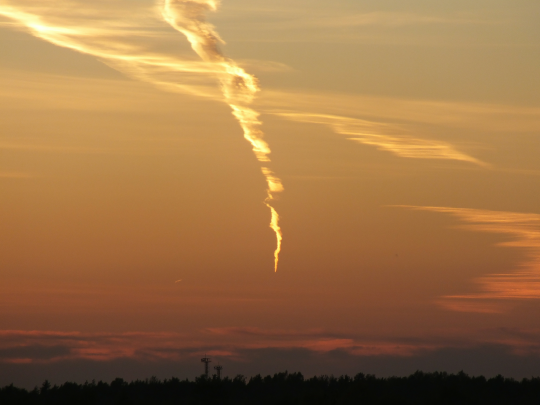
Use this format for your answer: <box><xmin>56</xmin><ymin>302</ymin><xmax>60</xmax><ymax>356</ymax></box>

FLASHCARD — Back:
<box><xmin>1</xmin><ymin>0</ymin><xmax>540</xmax><ymax>385</ymax></box>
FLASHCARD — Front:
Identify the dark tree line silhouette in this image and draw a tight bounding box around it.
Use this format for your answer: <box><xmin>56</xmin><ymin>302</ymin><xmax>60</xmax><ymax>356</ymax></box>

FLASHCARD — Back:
<box><xmin>2</xmin><ymin>371</ymin><xmax>540</xmax><ymax>404</ymax></box>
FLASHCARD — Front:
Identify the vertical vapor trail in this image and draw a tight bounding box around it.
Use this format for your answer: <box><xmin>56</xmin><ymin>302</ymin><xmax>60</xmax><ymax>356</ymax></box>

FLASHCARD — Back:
<box><xmin>162</xmin><ymin>0</ymin><xmax>283</xmax><ymax>271</ymax></box>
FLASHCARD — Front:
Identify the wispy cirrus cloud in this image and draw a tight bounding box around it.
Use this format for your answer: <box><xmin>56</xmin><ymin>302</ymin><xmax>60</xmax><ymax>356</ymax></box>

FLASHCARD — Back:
<box><xmin>261</xmin><ymin>90</ymin><xmax>540</xmax><ymax>134</ymax></box>
<box><xmin>397</xmin><ymin>206</ymin><xmax>540</xmax><ymax>313</ymax></box>
<box><xmin>260</xmin><ymin>90</ymin><xmax>540</xmax><ymax>172</ymax></box>
<box><xmin>274</xmin><ymin>112</ymin><xmax>485</xmax><ymax>165</ymax></box>
<box><xmin>4</xmin><ymin>2</ymin><xmax>536</xmax><ymax>172</ymax></box>
<box><xmin>0</xmin><ymin>1</ymin><xmax>222</xmax><ymax>98</ymax></box>
<box><xmin>0</xmin><ymin>2</ymin><xmax>289</xmax><ymax>98</ymax></box>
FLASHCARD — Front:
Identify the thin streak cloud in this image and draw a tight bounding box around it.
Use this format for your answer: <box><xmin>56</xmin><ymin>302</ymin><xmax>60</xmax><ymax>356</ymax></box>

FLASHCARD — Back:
<box><xmin>274</xmin><ymin>112</ymin><xmax>485</xmax><ymax>165</ymax></box>
<box><xmin>0</xmin><ymin>329</ymin><xmax>441</xmax><ymax>364</ymax></box>
<box><xmin>4</xmin><ymin>327</ymin><xmax>540</xmax><ymax>366</ymax></box>
<box><xmin>397</xmin><ymin>206</ymin><xmax>540</xmax><ymax>312</ymax></box>
<box><xmin>261</xmin><ymin>90</ymin><xmax>540</xmax><ymax>134</ymax></box>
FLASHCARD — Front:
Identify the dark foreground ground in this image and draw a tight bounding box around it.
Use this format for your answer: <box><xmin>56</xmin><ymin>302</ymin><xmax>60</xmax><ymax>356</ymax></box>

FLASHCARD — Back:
<box><xmin>2</xmin><ymin>371</ymin><xmax>540</xmax><ymax>405</ymax></box>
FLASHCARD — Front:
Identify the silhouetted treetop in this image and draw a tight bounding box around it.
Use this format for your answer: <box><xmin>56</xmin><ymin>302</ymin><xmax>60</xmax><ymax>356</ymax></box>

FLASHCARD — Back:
<box><xmin>2</xmin><ymin>371</ymin><xmax>540</xmax><ymax>405</ymax></box>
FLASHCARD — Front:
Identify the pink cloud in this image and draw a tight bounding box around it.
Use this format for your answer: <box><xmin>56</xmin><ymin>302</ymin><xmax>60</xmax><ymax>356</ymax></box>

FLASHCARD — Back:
<box><xmin>396</xmin><ymin>206</ymin><xmax>540</xmax><ymax>313</ymax></box>
<box><xmin>1</xmin><ymin>327</ymin><xmax>540</xmax><ymax>365</ymax></box>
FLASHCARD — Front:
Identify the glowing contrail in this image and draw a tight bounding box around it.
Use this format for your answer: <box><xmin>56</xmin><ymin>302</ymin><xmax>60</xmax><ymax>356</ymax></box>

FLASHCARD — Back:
<box><xmin>0</xmin><ymin>0</ymin><xmax>284</xmax><ymax>271</ymax></box>
<box><xmin>162</xmin><ymin>0</ymin><xmax>284</xmax><ymax>271</ymax></box>
<box><xmin>261</xmin><ymin>167</ymin><xmax>284</xmax><ymax>271</ymax></box>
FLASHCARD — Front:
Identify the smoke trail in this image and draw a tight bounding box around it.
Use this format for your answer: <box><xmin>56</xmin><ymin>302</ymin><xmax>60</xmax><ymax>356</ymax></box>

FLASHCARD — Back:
<box><xmin>261</xmin><ymin>167</ymin><xmax>283</xmax><ymax>271</ymax></box>
<box><xmin>0</xmin><ymin>0</ymin><xmax>284</xmax><ymax>271</ymax></box>
<box><xmin>162</xmin><ymin>0</ymin><xmax>284</xmax><ymax>271</ymax></box>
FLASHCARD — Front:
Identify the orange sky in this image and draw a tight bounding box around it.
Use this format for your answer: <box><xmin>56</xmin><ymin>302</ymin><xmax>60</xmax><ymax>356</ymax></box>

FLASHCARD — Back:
<box><xmin>1</xmin><ymin>0</ymin><xmax>540</xmax><ymax>387</ymax></box>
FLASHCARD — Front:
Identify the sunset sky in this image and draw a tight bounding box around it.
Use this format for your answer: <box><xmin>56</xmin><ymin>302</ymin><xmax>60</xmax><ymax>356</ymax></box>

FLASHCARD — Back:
<box><xmin>1</xmin><ymin>0</ymin><xmax>540</xmax><ymax>387</ymax></box>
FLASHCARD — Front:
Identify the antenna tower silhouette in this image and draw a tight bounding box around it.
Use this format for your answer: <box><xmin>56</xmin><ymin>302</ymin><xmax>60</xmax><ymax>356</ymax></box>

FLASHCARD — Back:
<box><xmin>214</xmin><ymin>364</ymin><xmax>223</xmax><ymax>379</ymax></box>
<box><xmin>201</xmin><ymin>354</ymin><xmax>211</xmax><ymax>377</ymax></box>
